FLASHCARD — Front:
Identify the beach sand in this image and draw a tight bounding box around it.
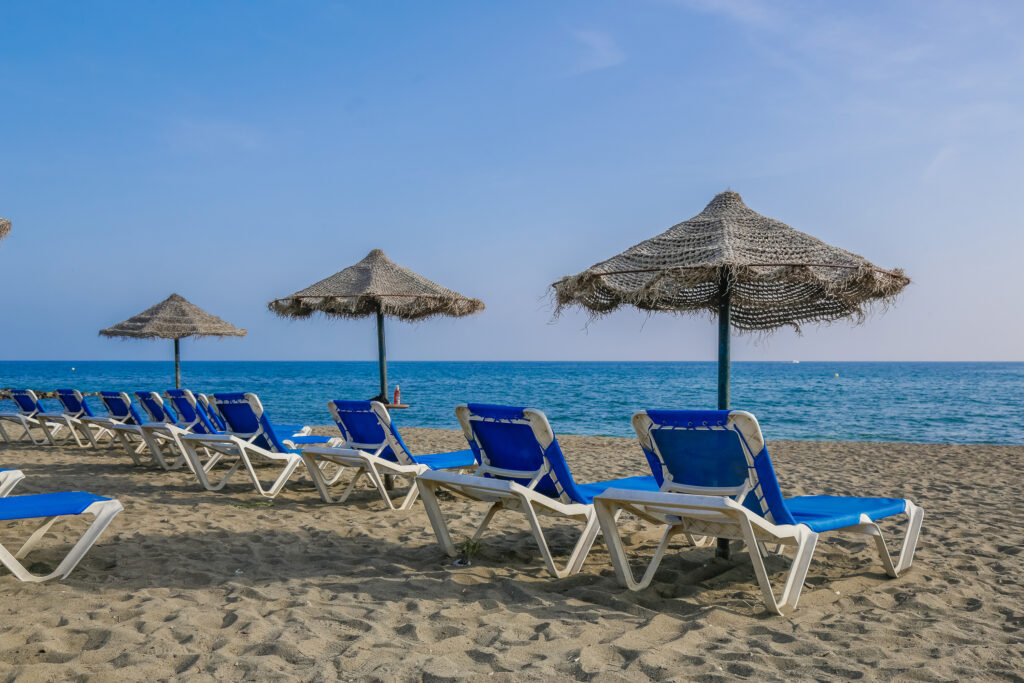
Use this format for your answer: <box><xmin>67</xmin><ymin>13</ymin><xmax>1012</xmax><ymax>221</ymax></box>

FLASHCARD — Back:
<box><xmin>0</xmin><ymin>427</ymin><xmax>1020</xmax><ymax>681</ymax></box>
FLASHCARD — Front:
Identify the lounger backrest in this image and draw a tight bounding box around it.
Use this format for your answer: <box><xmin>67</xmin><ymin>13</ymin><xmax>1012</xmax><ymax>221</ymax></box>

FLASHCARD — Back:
<box><xmin>328</xmin><ymin>400</ymin><xmax>413</xmax><ymax>464</ymax></box>
<box><xmin>212</xmin><ymin>393</ymin><xmax>289</xmax><ymax>452</ymax></box>
<box><xmin>134</xmin><ymin>392</ymin><xmax>176</xmax><ymax>423</ymax></box>
<box><xmin>56</xmin><ymin>389</ymin><xmax>93</xmax><ymax>417</ymax></box>
<box><xmin>633</xmin><ymin>409</ymin><xmax>796</xmax><ymax>526</ymax></box>
<box><xmin>10</xmin><ymin>390</ymin><xmax>41</xmax><ymax>415</ymax></box>
<box><xmin>165</xmin><ymin>390</ymin><xmax>218</xmax><ymax>435</ymax></box>
<box><xmin>197</xmin><ymin>394</ymin><xmax>226</xmax><ymax>431</ymax></box>
<box><xmin>99</xmin><ymin>392</ymin><xmax>143</xmax><ymax>425</ymax></box>
<box><xmin>457</xmin><ymin>404</ymin><xmax>588</xmax><ymax>505</ymax></box>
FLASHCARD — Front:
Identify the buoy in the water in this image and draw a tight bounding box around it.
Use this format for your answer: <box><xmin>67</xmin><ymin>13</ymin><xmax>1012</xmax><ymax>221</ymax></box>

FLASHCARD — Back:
<box><xmin>834</xmin><ymin>373</ymin><xmax>839</xmax><ymax>377</ymax></box>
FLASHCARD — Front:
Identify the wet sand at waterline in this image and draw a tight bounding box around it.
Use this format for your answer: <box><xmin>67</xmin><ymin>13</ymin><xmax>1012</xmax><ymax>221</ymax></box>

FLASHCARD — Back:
<box><xmin>0</xmin><ymin>428</ymin><xmax>1020</xmax><ymax>681</ymax></box>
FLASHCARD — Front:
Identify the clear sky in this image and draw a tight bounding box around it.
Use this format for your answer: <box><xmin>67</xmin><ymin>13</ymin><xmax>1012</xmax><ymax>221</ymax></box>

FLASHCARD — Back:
<box><xmin>1</xmin><ymin>1</ymin><xmax>1021</xmax><ymax>363</ymax></box>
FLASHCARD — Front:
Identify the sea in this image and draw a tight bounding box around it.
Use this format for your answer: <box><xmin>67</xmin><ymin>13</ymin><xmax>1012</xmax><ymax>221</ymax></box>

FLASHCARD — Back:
<box><xmin>1</xmin><ymin>361</ymin><xmax>1021</xmax><ymax>445</ymax></box>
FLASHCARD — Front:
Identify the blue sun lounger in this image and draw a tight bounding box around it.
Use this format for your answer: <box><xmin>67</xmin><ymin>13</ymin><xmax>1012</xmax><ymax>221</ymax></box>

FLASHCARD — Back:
<box><xmin>134</xmin><ymin>391</ymin><xmax>192</xmax><ymax>470</ymax></box>
<box><xmin>36</xmin><ymin>389</ymin><xmax>113</xmax><ymax>448</ymax></box>
<box><xmin>593</xmin><ymin>410</ymin><xmax>925</xmax><ymax>614</ymax></box>
<box><xmin>178</xmin><ymin>392</ymin><xmax>333</xmax><ymax>497</ymax></box>
<box><xmin>0</xmin><ymin>390</ymin><xmax>45</xmax><ymax>445</ymax></box>
<box><xmin>416</xmin><ymin>404</ymin><xmax>658</xmax><ymax>578</ymax></box>
<box><xmin>83</xmin><ymin>391</ymin><xmax>149</xmax><ymax>463</ymax></box>
<box><xmin>299</xmin><ymin>400</ymin><xmax>477</xmax><ymax>508</ymax></box>
<box><xmin>0</xmin><ymin>491</ymin><xmax>123</xmax><ymax>582</ymax></box>
<box><xmin>0</xmin><ymin>469</ymin><xmax>26</xmax><ymax>496</ymax></box>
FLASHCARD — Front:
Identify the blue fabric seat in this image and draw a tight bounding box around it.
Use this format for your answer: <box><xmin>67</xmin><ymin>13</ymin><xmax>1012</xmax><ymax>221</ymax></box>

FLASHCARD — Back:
<box><xmin>410</xmin><ymin>450</ymin><xmax>477</xmax><ymax>471</ymax></box>
<box><xmin>0</xmin><ymin>491</ymin><xmax>111</xmax><ymax>521</ymax></box>
<box><xmin>784</xmin><ymin>495</ymin><xmax>908</xmax><ymax>533</ymax></box>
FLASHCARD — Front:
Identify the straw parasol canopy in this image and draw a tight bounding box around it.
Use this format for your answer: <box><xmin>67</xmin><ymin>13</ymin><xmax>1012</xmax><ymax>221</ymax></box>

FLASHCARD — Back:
<box><xmin>100</xmin><ymin>293</ymin><xmax>247</xmax><ymax>388</ymax></box>
<box><xmin>553</xmin><ymin>191</ymin><xmax>909</xmax><ymax>331</ymax></box>
<box><xmin>553</xmin><ymin>190</ymin><xmax>909</xmax><ymax>558</ymax></box>
<box><xmin>0</xmin><ymin>218</ymin><xmax>10</xmax><ymax>240</ymax></box>
<box><xmin>269</xmin><ymin>249</ymin><xmax>484</xmax><ymax>403</ymax></box>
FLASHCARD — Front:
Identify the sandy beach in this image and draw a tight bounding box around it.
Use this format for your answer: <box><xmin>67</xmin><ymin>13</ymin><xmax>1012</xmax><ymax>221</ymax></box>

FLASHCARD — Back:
<box><xmin>0</xmin><ymin>427</ymin><xmax>1020</xmax><ymax>681</ymax></box>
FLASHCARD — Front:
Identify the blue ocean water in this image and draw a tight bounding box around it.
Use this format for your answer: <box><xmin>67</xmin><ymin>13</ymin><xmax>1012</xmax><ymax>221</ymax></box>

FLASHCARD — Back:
<box><xmin>1</xmin><ymin>361</ymin><xmax>1021</xmax><ymax>445</ymax></box>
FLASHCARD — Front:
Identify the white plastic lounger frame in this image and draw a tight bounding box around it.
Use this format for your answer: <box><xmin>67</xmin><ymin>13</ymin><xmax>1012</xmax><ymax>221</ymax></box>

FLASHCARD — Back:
<box><xmin>593</xmin><ymin>410</ymin><xmax>924</xmax><ymax>615</ymax></box>
<box><xmin>134</xmin><ymin>392</ymin><xmax>192</xmax><ymax>470</ymax></box>
<box><xmin>416</xmin><ymin>406</ymin><xmax>601</xmax><ymax>579</ymax></box>
<box><xmin>0</xmin><ymin>497</ymin><xmax>123</xmax><ymax>582</ymax></box>
<box><xmin>83</xmin><ymin>393</ymin><xmax>149</xmax><ymax>464</ymax></box>
<box><xmin>300</xmin><ymin>401</ymin><xmax>434</xmax><ymax>509</ymax></box>
<box><xmin>37</xmin><ymin>390</ymin><xmax>111</xmax><ymax>449</ymax></box>
<box><xmin>0</xmin><ymin>391</ymin><xmax>45</xmax><ymax>445</ymax></box>
<box><xmin>177</xmin><ymin>394</ymin><xmax>309</xmax><ymax>498</ymax></box>
<box><xmin>0</xmin><ymin>470</ymin><xmax>26</xmax><ymax>496</ymax></box>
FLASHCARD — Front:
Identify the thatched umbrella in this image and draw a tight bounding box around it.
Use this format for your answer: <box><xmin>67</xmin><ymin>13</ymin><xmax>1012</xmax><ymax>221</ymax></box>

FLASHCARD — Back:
<box><xmin>269</xmin><ymin>249</ymin><xmax>484</xmax><ymax>404</ymax></box>
<box><xmin>553</xmin><ymin>190</ymin><xmax>909</xmax><ymax>556</ymax></box>
<box><xmin>100</xmin><ymin>293</ymin><xmax>247</xmax><ymax>388</ymax></box>
<box><xmin>0</xmin><ymin>218</ymin><xmax>10</xmax><ymax>240</ymax></box>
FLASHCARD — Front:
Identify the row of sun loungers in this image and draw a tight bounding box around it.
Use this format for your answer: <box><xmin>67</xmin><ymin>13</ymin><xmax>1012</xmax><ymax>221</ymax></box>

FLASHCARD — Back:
<box><xmin>0</xmin><ymin>388</ymin><xmax>924</xmax><ymax>614</ymax></box>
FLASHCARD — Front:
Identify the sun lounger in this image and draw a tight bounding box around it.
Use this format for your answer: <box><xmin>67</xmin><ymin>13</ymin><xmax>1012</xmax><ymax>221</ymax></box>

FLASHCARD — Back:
<box><xmin>162</xmin><ymin>388</ymin><xmax>238</xmax><ymax>475</ymax></box>
<box><xmin>36</xmin><ymin>389</ymin><xmax>112</xmax><ymax>448</ymax></box>
<box><xmin>83</xmin><ymin>391</ymin><xmax>149</xmax><ymax>464</ymax></box>
<box><xmin>300</xmin><ymin>400</ymin><xmax>477</xmax><ymax>508</ymax></box>
<box><xmin>134</xmin><ymin>391</ymin><xmax>189</xmax><ymax>470</ymax></box>
<box><xmin>178</xmin><ymin>392</ymin><xmax>333</xmax><ymax>497</ymax></box>
<box><xmin>0</xmin><ymin>469</ymin><xmax>26</xmax><ymax>496</ymax></box>
<box><xmin>0</xmin><ymin>491</ymin><xmax>123</xmax><ymax>582</ymax></box>
<box><xmin>416</xmin><ymin>404</ymin><xmax>658</xmax><ymax>578</ymax></box>
<box><xmin>0</xmin><ymin>390</ymin><xmax>44</xmax><ymax>445</ymax></box>
<box><xmin>593</xmin><ymin>409</ymin><xmax>925</xmax><ymax>614</ymax></box>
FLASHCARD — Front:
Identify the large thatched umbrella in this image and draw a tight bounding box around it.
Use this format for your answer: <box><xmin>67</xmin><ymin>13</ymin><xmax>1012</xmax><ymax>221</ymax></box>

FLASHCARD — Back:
<box><xmin>0</xmin><ymin>218</ymin><xmax>10</xmax><ymax>240</ymax></box>
<box><xmin>553</xmin><ymin>190</ymin><xmax>909</xmax><ymax>556</ymax></box>
<box><xmin>269</xmin><ymin>249</ymin><xmax>484</xmax><ymax>404</ymax></box>
<box><xmin>100</xmin><ymin>293</ymin><xmax>247</xmax><ymax>388</ymax></box>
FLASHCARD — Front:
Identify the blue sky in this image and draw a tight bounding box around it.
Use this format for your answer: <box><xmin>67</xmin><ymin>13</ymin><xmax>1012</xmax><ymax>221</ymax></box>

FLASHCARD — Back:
<box><xmin>1</xmin><ymin>1</ymin><xmax>1021</xmax><ymax>362</ymax></box>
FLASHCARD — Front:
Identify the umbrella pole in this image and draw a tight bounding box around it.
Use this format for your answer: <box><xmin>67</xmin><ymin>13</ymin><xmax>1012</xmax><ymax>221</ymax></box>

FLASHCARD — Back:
<box><xmin>174</xmin><ymin>338</ymin><xmax>181</xmax><ymax>389</ymax></box>
<box><xmin>376</xmin><ymin>308</ymin><xmax>395</xmax><ymax>491</ymax></box>
<box><xmin>716</xmin><ymin>271</ymin><xmax>731</xmax><ymax>559</ymax></box>
<box><xmin>376</xmin><ymin>309</ymin><xmax>389</xmax><ymax>402</ymax></box>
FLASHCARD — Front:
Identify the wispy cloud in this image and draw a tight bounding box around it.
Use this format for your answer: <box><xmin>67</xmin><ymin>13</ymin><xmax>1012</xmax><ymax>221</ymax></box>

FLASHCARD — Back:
<box><xmin>570</xmin><ymin>29</ymin><xmax>626</xmax><ymax>75</ymax></box>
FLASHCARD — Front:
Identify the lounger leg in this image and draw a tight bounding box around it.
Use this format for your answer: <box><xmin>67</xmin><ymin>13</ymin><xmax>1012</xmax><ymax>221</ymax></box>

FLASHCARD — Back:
<box><xmin>520</xmin><ymin>497</ymin><xmax>600</xmax><ymax>579</ymax></box>
<box><xmin>0</xmin><ymin>421</ymin><xmax>9</xmax><ymax>443</ymax></box>
<box><xmin>301</xmin><ymin>454</ymin><xmax>337</xmax><ymax>503</ymax></box>
<box><xmin>416</xmin><ymin>478</ymin><xmax>459</xmax><ymax>557</ymax></box>
<box><xmin>471</xmin><ymin>502</ymin><xmax>502</xmax><ymax>541</ymax></box>
<box><xmin>0</xmin><ymin>500</ymin><xmax>124</xmax><ymax>582</ymax></box>
<box><xmin>738</xmin><ymin>519</ymin><xmax>817</xmax><ymax>615</ymax></box>
<box><xmin>15</xmin><ymin>517</ymin><xmax>61</xmax><ymax>558</ymax></box>
<box><xmin>857</xmin><ymin>501</ymin><xmax>924</xmax><ymax>578</ymax></box>
<box><xmin>0</xmin><ymin>471</ymin><xmax>25</xmax><ymax>497</ymax></box>
<box><xmin>239</xmin><ymin>448</ymin><xmax>302</xmax><ymax>499</ymax></box>
<box><xmin>594</xmin><ymin>499</ymin><xmax>684</xmax><ymax>590</ymax></box>
<box><xmin>364</xmin><ymin>463</ymin><xmax>400</xmax><ymax>510</ymax></box>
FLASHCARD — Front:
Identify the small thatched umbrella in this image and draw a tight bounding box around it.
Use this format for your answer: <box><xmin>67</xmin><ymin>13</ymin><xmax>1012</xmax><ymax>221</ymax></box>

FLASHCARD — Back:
<box><xmin>269</xmin><ymin>249</ymin><xmax>484</xmax><ymax>404</ymax></box>
<box><xmin>100</xmin><ymin>293</ymin><xmax>247</xmax><ymax>388</ymax></box>
<box><xmin>553</xmin><ymin>190</ymin><xmax>909</xmax><ymax>556</ymax></box>
<box><xmin>0</xmin><ymin>218</ymin><xmax>10</xmax><ymax>241</ymax></box>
